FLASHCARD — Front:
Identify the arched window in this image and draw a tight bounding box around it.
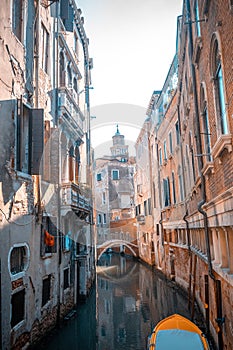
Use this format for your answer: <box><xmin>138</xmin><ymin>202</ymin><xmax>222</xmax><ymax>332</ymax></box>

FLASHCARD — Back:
<box><xmin>69</xmin><ymin>145</ymin><xmax>74</xmax><ymax>182</ymax></box>
<box><xmin>75</xmin><ymin>147</ymin><xmax>80</xmax><ymax>184</ymax></box>
<box><xmin>9</xmin><ymin>245</ymin><xmax>29</xmax><ymax>277</ymax></box>
<box><xmin>211</xmin><ymin>36</ymin><xmax>228</xmax><ymax>135</ymax></box>
<box><xmin>200</xmin><ymin>84</ymin><xmax>212</xmax><ymax>161</ymax></box>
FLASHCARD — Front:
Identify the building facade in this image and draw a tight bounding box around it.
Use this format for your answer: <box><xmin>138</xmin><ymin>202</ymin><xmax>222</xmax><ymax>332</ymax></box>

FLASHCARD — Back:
<box><xmin>94</xmin><ymin>126</ymin><xmax>137</xmax><ymax>257</ymax></box>
<box><xmin>135</xmin><ymin>1</ymin><xmax>233</xmax><ymax>349</ymax></box>
<box><xmin>0</xmin><ymin>1</ymin><xmax>94</xmax><ymax>348</ymax></box>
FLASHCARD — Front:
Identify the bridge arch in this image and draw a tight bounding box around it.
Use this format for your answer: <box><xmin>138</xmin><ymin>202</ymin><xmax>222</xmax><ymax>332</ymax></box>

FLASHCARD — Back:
<box><xmin>97</xmin><ymin>240</ymin><xmax>138</xmax><ymax>260</ymax></box>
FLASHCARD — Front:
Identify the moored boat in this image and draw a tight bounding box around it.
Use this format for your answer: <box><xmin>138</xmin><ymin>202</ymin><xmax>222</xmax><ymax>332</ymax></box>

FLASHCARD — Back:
<box><xmin>147</xmin><ymin>314</ymin><xmax>210</xmax><ymax>350</ymax></box>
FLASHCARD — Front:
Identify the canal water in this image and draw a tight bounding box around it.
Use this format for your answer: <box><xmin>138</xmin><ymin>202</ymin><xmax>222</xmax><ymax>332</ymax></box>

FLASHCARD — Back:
<box><xmin>36</xmin><ymin>253</ymin><xmax>205</xmax><ymax>350</ymax></box>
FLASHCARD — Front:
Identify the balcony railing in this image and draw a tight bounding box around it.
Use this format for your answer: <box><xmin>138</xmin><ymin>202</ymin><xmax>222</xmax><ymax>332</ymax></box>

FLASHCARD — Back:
<box><xmin>58</xmin><ymin>87</ymin><xmax>84</xmax><ymax>139</ymax></box>
<box><xmin>61</xmin><ymin>182</ymin><xmax>90</xmax><ymax>218</ymax></box>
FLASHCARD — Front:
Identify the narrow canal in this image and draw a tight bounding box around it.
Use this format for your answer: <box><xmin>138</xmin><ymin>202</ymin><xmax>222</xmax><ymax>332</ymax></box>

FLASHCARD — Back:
<box><xmin>35</xmin><ymin>253</ymin><xmax>206</xmax><ymax>350</ymax></box>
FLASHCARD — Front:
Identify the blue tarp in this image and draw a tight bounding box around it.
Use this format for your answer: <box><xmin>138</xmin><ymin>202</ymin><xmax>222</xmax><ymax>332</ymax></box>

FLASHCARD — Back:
<box><xmin>154</xmin><ymin>329</ymin><xmax>204</xmax><ymax>350</ymax></box>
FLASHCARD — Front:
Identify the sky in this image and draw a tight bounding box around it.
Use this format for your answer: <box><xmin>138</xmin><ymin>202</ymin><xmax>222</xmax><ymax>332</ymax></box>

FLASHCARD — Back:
<box><xmin>76</xmin><ymin>0</ymin><xmax>183</xmax><ymax>157</ymax></box>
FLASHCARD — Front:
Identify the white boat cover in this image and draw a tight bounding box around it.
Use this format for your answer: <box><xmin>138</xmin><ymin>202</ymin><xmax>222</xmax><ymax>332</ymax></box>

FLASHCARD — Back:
<box><xmin>154</xmin><ymin>329</ymin><xmax>204</xmax><ymax>350</ymax></box>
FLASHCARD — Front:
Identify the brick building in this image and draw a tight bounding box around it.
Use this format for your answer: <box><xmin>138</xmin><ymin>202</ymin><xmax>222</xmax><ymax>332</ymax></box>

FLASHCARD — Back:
<box><xmin>0</xmin><ymin>1</ymin><xmax>94</xmax><ymax>348</ymax></box>
<box><xmin>135</xmin><ymin>1</ymin><xmax>233</xmax><ymax>349</ymax></box>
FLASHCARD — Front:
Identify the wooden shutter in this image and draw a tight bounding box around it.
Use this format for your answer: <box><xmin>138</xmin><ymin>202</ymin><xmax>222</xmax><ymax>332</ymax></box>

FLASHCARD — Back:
<box><xmin>30</xmin><ymin>109</ymin><xmax>44</xmax><ymax>175</ymax></box>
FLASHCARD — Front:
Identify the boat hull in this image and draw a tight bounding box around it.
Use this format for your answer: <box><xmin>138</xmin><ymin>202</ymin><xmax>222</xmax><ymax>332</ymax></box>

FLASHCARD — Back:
<box><xmin>148</xmin><ymin>314</ymin><xmax>209</xmax><ymax>350</ymax></box>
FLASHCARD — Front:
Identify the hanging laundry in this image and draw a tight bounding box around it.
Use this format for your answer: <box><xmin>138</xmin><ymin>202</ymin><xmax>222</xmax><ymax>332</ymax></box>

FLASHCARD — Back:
<box><xmin>44</xmin><ymin>230</ymin><xmax>55</xmax><ymax>247</ymax></box>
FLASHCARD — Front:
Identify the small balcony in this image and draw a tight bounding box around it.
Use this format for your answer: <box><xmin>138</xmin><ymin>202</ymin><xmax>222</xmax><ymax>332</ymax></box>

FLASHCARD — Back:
<box><xmin>61</xmin><ymin>182</ymin><xmax>90</xmax><ymax>220</ymax></box>
<box><xmin>58</xmin><ymin>87</ymin><xmax>84</xmax><ymax>139</ymax></box>
<box><xmin>137</xmin><ymin>214</ymin><xmax>145</xmax><ymax>224</ymax></box>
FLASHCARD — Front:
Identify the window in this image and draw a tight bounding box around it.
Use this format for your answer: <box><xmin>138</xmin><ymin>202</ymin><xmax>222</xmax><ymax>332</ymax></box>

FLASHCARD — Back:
<box><xmin>153</xmin><ymin>182</ymin><xmax>157</xmax><ymax>208</ymax></box>
<box><xmin>63</xmin><ymin>218</ymin><xmax>70</xmax><ymax>251</ymax></box>
<box><xmin>188</xmin><ymin>132</ymin><xmax>196</xmax><ymax>184</ymax></box>
<box><xmin>16</xmin><ymin>102</ymin><xmax>44</xmax><ymax>175</ymax></box>
<box><xmin>97</xmin><ymin>173</ymin><xmax>102</xmax><ymax>181</ymax></box>
<box><xmin>159</xmin><ymin>148</ymin><xmax>162</xmax><ymax>165</ymax></box>
<box><xmin>67</xmin><ymin>64</ymin><xmax>72</xmax><ymax>87</ymax></box>
<box><xmin>137</xmin><ymin>204</ymin><xmax>141</xmax><ymax>215</ymax></box>
<box><xmin>10</xmin><ymin>246</ymin><xmax>28</xmax><ymax>275</ymax></box>
<box><xmin>41</xmin><ymin>23</ymin><xmax>49</xmax><ymax>73</ymax></box>
<box><xmin>11</xmin><ymin>289</ymin><xmax>25</xmax><ymax>328</ymax></box>
<box><xmin>169</xmin><ymin>132</ymin><xmax>173</xmax><ymax>154</ymax></box>
<box><xmin>148</xmin><ymin>198</ymin><xmax>152</xmax><ymax>215</ymax></box>
<box><xmin>102</xmin><ymin>192</ymin><xmax>106</xmax><ymax>204</ymax></box>
<box><xmin>144</xmin><ymin>200</ymin><xmax>147</xmax><ymax>216</ymax></box>
<box><xmin>178</xmin><ymin>166</ymin><xmax>184</xmax><ymax>201</ymax></box>
<box><xmin>41</xmin><ymin>216</ymin><xmax>57</xmax><ymax>256</ymax></box>
<box><xmin>164</xmin><ymin>140</ymin><xmax>167</xmax><ymax>161</ymax></box>
<box><xmin>103</xmin><ymin>213</ymin><xmax>107</xmax><ymax>224</ymax></box>
<box><xmin>12</xmin><ymin>0</ymin><xmax>24</xmax><ymax>42</ymax></box>
<box><xmin>212</xmin><ymin>37</ymin><xmax>228</xmax><ymax>135</ymax></box>
<box><xmin>163</xmin><ymin>178</ymin><xmax>170</xmax><ymax>207</ymax></box>
<box><xmin>172</xmin><ymin>172</ymin><xmax>176</xmax><ymax>204</ymax></box>
<box><xmin>194</xmin><ymin>0</ymin><xmax>201</xmax><ymax>37</ymax></box>
<box><xmin>74</xmin><ymin>33</ymin><xmax>79</xmax><ymax>57</ymax></box>
<box><xmin>59</xmin><ymin>52</ymin><xmax>65</xmax><ymax>86</ymax></box>
<box><xmin>112</xmin><ymin>170</ymin><xmax>119</xmax><ymax>180</ymax></box>
<box><xmin>200</xmin><ymin>85</ymin><xmax>212</xmax><ymax>161</ymax></box>
<box><xmin>175</xmin><ymin>121</ymin><xmax>180</xmax><ymax>145</ymax></box>
<box><xmin>42</xmin><ymin>275</ymin><xmax>51</xmax><ymax>307</ymax></box>
<box><xmin>63</xmin><ymin>268</ymin><xmax>69</xmax><ymax>290</ymax></box>
<box><xmin>97</xmin><ymin>214</ymin><xmax>102</xmax><ymax>225</ymax></box>
<box><xmin>17</xmin><ymin>103</ymin><xmax>29</xmax><ymax>173</ymax></box>
<box><xmin>73</xmin><ymin>77</ymin><xmax>78</xmax><ymax>93</ymax></box>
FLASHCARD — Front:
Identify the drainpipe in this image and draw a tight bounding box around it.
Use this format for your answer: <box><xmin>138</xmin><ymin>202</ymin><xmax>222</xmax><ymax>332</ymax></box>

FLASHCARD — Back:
<box><xmin>155</xmin><ymin>139</ymin><xmax>164</xmax><ymax>246</ymax></box>
<box><xmin>185</xmin><ymin>1</ymin><xmax>224</xmax><ymax>348</ymax></box>
<box><xmin>34</xmin><ymin>1</ymin><xmax>39</xmax><ymax>109</ymax></box>
<box><xmin>53</xmin><ymin>1</ymin><xmax>62</xmax><ymax>327</ymax></box>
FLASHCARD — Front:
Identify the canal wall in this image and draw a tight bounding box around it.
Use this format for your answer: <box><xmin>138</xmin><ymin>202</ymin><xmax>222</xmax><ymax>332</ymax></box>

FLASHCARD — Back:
<box><xmin>160</xmin><ymin>243</ymin><xmax>233</xmax><ymax>350</ymax></box>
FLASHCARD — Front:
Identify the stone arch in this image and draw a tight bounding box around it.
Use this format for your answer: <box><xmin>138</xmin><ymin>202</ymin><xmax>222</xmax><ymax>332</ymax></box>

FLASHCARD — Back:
<box><xmin>98</xmin><ymin>241</ymin><xmax>138</xmax><ymax>260</ymax></box>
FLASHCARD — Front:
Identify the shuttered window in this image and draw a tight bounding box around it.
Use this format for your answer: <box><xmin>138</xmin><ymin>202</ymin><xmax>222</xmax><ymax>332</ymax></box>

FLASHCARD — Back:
<box><xmin>16</xmin><ymin>101</ymin><xmax>44</xmax><ymax>175</ymax></box>
<box><xmin>12</xmin><ymin>0</ymin><xmax>24</xmax><ymax>42</ymax></box>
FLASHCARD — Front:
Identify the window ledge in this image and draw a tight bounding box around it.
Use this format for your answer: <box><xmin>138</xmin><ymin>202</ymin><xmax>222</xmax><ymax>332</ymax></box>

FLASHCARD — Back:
<box><xmin>202</xmin><ymin>161</ymin><xmax>214</xmax><ymax>177</ymax></box>
<box><xmin>212</xmin><ymin>134</ymin><xmax>232</xmax><ymax>161</ymax></box>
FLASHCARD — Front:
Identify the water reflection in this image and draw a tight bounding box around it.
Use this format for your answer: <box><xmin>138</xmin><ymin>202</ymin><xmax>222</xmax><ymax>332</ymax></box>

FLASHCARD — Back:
<box><xmin>36</xmin><ymin>253</ymin><xmax>203</xmax><ymax>350</ymax></box>
<box><xmin>96</xmin><ymin>253</ymin><xmax>200</xmax><ymax>350</ymax></box>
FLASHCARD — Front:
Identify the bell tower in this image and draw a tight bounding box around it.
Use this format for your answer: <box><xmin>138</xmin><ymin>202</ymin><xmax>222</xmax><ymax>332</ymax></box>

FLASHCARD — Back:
<box><xmin>110</xmin><ymin>125</ymin><xmax>129</xmax><ymax>162</ymax></box>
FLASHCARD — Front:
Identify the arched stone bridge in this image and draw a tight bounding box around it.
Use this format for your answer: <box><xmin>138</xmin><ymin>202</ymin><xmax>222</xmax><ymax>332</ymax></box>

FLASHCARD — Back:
<box><xmin>97</xmin><ymin>239</ymin><xmax>139</xmax><ymax>260</ymax></box>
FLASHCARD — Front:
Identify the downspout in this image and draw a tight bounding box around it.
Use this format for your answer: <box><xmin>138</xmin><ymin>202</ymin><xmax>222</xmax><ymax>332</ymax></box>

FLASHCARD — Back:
<box><xmin>34</xmin><ymin>1</ymin><xmax>39</xmax><ymax>109</ymax></box>
<box><xmin>54</xmin><ymin>1</ymin><xmax>62</xmax><ymax>327</ymax></box>
<box><xmin>185</xmin><ymin>1</ymin><xmax>224</xmax><ymax>348</ymax></box>
<box><xmin>155</xmin><ymin>139</ymin><xmax>164</xmax><ymax>246</ymax></box>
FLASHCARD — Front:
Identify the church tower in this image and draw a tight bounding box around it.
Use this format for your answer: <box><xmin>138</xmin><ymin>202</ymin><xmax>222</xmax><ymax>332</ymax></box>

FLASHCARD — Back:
<box><xmin>110</xmin><ymin>125</ymin><xmax>129</xmax><ymax>162</ymax></box>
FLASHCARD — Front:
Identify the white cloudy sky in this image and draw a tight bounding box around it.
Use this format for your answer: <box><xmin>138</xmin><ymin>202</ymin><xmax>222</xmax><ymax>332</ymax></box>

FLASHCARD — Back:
<box><xmin>76</xmin><ymin>0</ymin><xmax>183</xmax><ymax>157</ymax></box>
